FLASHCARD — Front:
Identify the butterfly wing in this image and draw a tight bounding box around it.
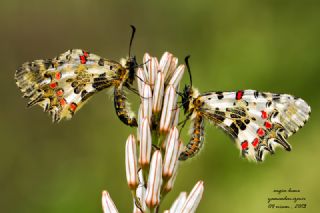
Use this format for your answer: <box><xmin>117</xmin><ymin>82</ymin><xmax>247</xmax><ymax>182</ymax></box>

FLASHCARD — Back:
<box><xmin>15</xmin><ymin>49</ymin><xmax>122</xmax><ymax>122</ymax></box>
<box><xmin>198</xmin><ymin>90</ymin><xmax>311</xmax><ymax>161</ymax></box>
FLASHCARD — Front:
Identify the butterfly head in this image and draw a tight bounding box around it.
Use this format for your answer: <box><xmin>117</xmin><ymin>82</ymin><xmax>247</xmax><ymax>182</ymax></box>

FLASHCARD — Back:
<box><xmin>125</xmin><ymin>25</ymin><xmax>138</xmax><ymax>85</ymax></box>
<box><xmin>181</xmin><ymin>84</ymin><xmax>193</xmax><ymax>114</ymax></box>
<box><xmin>125</xmin><ymin>56</ymin><xmax>138</xmax><ymax>84</ymax></box>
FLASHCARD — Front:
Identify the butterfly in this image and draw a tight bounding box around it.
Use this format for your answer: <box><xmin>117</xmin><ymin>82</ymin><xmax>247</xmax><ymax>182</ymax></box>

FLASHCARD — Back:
<box><xmin>178</xmin><ymin>56</ymin><xmax>311</xmax><ymax>161</ymax></box>
<box><xmin>15</xmin><ymin>26</ymin><xmax>139</xmax><ymax>126</ymax></box>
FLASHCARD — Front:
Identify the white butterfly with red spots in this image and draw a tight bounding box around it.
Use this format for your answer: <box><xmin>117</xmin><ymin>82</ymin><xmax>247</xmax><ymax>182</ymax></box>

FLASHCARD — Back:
<box><xmin>15</xmin><ymin>49</ymin><xmax>138</xmax><ymax>126</ymax></box>
<box><xmin>179</xmin><ymin>87</ymin><xmax>310</xmax><ymax>161</ymax></box>
<box><xmin>178</xmin><ymin>57</ymin><xmax>311</xmax><ymax>161</ymax></box>
<box><xmin>15</xmin><ymin>26</ymin><xmax>139</xmax><ymax>126</ymax></box>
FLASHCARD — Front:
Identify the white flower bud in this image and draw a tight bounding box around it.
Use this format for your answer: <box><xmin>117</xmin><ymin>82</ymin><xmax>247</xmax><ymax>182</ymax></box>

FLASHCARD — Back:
<box><xmin>139</xmin><ymin>118</ymin><xmax>152</xmax><ymax>168</ymax></box>
<box><xmin>142</xmin><ymin>84</ymin><xmax>152</xmax><ymax>124</ymax></box>
<box><xmin>145</xmin><ymin>151</ymin><xmax>162</xmax><ymax>208</ymax></box>
<box><xmin>152</xmin><ymin>71</ymin><xmax>165</xmax><ymax>113</ymax></box>
<box><xmin>160</xmin><ymin>85</ymin><xmax>177</xmax><ymax>133</ymax></box>
<box><xmin>181</xmin><ymin>181</ymin><xmax>204</xmax><ymax>213</ymax></box>
<box><xmin>170</xmin><ymin>192</ymin><xmax>187</xmax><ymax>213</ymax></box>
<box><xmin>163</xmin><ymin>127</ymin><xmax>180</xmax><ymax>179</ymax></box>
<box><xmin>136</xmin><ymin>68</ymin><xmax>146</xmax><ymax>95</ymax></box>
<box><xmin>102</xmin><ymin>191</ymin><xmax>119</xmax><ymax>213</ymax></box>
<box><xmin>168</xmin><ymin>64</ymin><xmax>185</xmax><ymax>89</ymax></box>
<box><xmin>125</xmin><ymin>135</ymin><xmax>138</xmax><ymax>190</ymax></box>
<box><xmin>144</xmin><ymin>53</ymin><xmax>158</xmax><ymax>89</ymax></box>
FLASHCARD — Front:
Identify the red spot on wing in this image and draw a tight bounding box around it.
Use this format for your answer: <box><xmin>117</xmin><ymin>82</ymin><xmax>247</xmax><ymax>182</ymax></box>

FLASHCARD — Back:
<box><xmin>264</xmin><ymin>121</ymin><xmax>272</xmax><ymax>129</ymax></box>
<box><xmin>241</xmin><ymin>141</ymin><xmax>249</xmax><ymax>150</ymax></box>
<box><xmin>261</xmin><ymin>111</ymin><xmax>268</xmax><ymax>119</ymax></box>
<box><xmin>55</xmin><ymin>72</ymin><xmax>61</xmax><ymax>80</ymax></box>
<box><xmin>59</xmin><ymin>98</ymin><xmax>66</xmax><ymax>106</ymax></box>
<box><xmin>257</xmin><ymin>128</ymin><xmax>265</xmax><ymax>137</ymax></box>
<box><xmin>83</xmin><ymin>51</ymin><xmax>89</xmax><ymax>57</ymax></box>
<box><xmin>252</xmin><ymin>138</ymin><xmax>259</xmax><ymax>147</ymax></box>
<box><xmin>236</xmin><ymin>90</ymin><xmax>244</xmax><ymax>100</ymax></box>
<box><xmin>70</xmin><ymin>103</ymin><xmax>77</xmax><ymax>112</ymax></box>
<box><xmin>56</xmin><ymin>89</ymin><xmax>64</xmax><ymax>96</ymax></box>
<box><xmin>80</xmin><ymin>55</ymin><xmax>87</xmax><ymax>64</ymax></box>
<box><xmin>50</xmin><ymin>82</ymin><xmax>57</xmax><ymax>89</ymax></box>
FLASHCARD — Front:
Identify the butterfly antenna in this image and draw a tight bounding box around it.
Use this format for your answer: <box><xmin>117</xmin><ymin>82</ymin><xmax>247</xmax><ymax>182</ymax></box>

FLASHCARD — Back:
<box><xmin>185</xmin><ymin>55</ymin><xmax>192</xmax><ymax>87</ymax></box>
<box><xmin>129</xmin><ymin>25</ymin><xmax>136</xmax><ymax>58</ymax></box>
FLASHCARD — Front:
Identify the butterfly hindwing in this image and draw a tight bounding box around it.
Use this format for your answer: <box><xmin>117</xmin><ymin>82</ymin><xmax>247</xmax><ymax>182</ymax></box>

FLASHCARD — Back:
<box><xmin>198</xmin><ymin>90</ymin><xmax>311</xmax><ymax>161</ymax></box>
<box><xmin>15</xmin><ymin>49</ymin><xmax>122</xmax><ymax>122</ymax></box>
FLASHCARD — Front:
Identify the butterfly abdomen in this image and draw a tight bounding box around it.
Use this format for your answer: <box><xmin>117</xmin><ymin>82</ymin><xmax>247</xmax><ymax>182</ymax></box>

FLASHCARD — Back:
<box><xmin>179</xmin><ymin>113</ymin><xmax>204</xmax><ymax>160</ymax></box>
<box><xmin>113</xmin><ymin>87</ymin><xmax>137</xmax><ymax>127</ymax></box>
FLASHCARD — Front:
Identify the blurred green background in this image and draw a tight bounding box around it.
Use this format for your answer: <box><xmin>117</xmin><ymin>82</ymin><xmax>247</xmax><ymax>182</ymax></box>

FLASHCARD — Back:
<box><xmin>1</xmin><ymin>0</ymin><xmax>319</xmax><ymax>212</ymax></box>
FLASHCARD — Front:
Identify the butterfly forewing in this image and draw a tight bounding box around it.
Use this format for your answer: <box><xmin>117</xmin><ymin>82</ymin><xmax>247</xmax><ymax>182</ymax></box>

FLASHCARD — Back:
<box><xmin>198</xmin><ymin>90</ymin><xmax>311</xmax><ymax>161</ymax></box>
<box><xmin>15</xmin><ymin>49</ymin><xmax>122</xmax><ymax>122</ymax></box>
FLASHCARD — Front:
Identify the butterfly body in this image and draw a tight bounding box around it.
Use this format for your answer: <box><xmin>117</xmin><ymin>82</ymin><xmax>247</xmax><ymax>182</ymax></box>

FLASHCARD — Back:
<box><xmin>179</xmin><ymin>112</ymin><xmax>205</xmax><ymax>160</ymax></box>
<box><xmin>179</xmin><ymin>86</ymin><xmax>311</xmax><ymax>161</ymax></box>
<box><xmin>114</xmin><ymin>86</ymin><xmax>137</xmax><ymax>127</ymax></box>
<box><xmin>15</xmin><ymin>49</ymin><xmax>138</xmax><ymax>125</ymax></box>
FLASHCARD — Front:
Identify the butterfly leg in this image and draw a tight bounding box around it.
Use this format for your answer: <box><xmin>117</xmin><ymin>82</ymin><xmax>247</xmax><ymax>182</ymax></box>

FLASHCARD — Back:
<box><xmin>124</xmin><ymin>82</ymin><xmax>149</xmax><ymax>100</ymax></box>
<box><xmin>178</xmin><ymin>111</ymin><xmax>193</xmax><ymax>135</ymax></box>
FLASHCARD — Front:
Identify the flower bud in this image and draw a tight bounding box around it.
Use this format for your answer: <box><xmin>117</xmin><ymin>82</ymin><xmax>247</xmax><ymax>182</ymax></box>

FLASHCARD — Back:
<box><xmin>136</xmin><ymin>68</ymin><xmax>146</xmax><ymax>95</ymax></box>
<box><xmin>159</xmin><ymin>52</ymin><xmax>173</xmax><ymax>79</ymax></box>
<box><xmin>102</xmin><ymin>191</ymin><xmax>119</xmax><ymax>213</ymax></box>
<box><xmin>145</xmin><ymin>151</ymin><xmax>162</xmax><ymax>208</ymax></box>
<box><xmin>170</xmin><ymin>192</ymin><xmax>187</xmax><ymax>213</ymax></box>
<box><xmin>125</xmin><ymin>135</ymin><xmax>138</xmax><ymax>190</ymax></box>
<box><xmin>163</xmin><ymin>127</ymin><xmax>180</xmax><ymax>179</ymax></box>
<box><xmin>142</xmin><ymin>84</ymin><xmax>152</xmax><ymax>124</ymax></box>
<box><xmin>160</xmin><ymin>85</ymin><xmax>176</xmax><ymax>133</ymax></box>
<box><xmin>152</xmin><ymin>71</ymin><xmax>165</xmax><ymax>113</ymax></box>
<box><xmin>181</xmin><ymin>181</ymin><xmax>204</xmax><ymax>213</ymax></box>
<box><xmin>139</xmin><ymin>118</ymin><xmax>152</xmax><ymax>168</ymax></box>
<box><xmin>168</xmin><ymin>64</ymin><xmax>185</xmax><ymax>89</ymax></box>
<box><xmin>144</xmin><ymin>53</ymin><xmax>158</xmax><ymax>89</ymax></box>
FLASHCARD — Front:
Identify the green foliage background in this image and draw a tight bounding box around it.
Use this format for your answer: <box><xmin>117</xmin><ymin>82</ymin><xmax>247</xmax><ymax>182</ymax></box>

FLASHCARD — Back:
<box><xmin>0</xmin><ymin>0</ymin><xmax>319</xmax><ymax>212</ymax></box>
